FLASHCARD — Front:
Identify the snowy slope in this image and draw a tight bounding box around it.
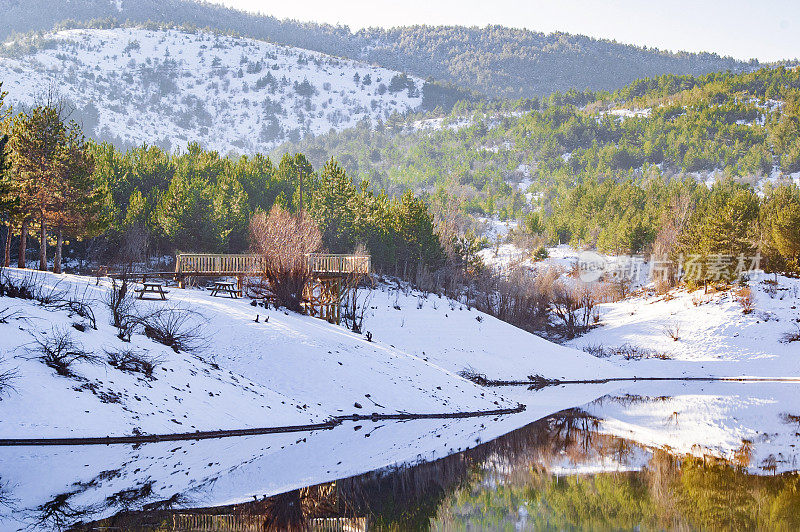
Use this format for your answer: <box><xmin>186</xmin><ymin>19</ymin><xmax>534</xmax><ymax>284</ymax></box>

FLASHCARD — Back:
<box><xmin>0</xmin><ymin>27</ymin><xmax>423</xmax><ymax>153</ymax></box>
<box><xmin>361</xmin><ymin>280</ymin><xmax>628</xmax><ymax>382</ymax></box>
<box><xmin>0</xmin><ymin>267</ymin><xmax>627</xmax><ymax>438</ymax></box>
<box><xmin>0</xmin><ymin>271</ymin><xmax>326</xmax><ymax>439</ymax></box>
<box><xmin>567</xmin><ymin>272</ymin><xmax>800</xmax><ymax>379</ymax></box>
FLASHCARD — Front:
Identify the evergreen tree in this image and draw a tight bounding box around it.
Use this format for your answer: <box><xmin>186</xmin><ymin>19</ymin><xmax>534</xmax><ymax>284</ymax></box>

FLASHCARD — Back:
<box><xmin>212</xmin><ymin>170</ymin><xmax>249</xmax><ymax>251</ymax></box>
<box><xmin>155</xmin><ymin>172</ymin><xmax>219</xmax><ymax>251</ymax></box>
<box><xmin>48</xmin><ymin>124</ymin><xmax>104</xmax><ymax>273</ymax></box>
<box><xmin>7</xmin><ymin>105</ymin><xmax>69</xmax><ymax>270</ymax></box>
<box><xmin>760</xmin><ymin>184</ymin><xmax>800</xmax><ymax>274</ymax></box>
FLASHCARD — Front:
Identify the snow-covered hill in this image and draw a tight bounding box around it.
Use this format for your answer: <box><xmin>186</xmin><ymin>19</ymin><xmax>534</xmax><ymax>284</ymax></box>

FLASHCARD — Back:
<box><xmin>0</xmin><ymin>27</ymin><xmax>423</xmax><ymax>154</ymax></box>
<box><xmin>0</xmin><ymin>268</ymin><xmax>629</xmax><ymax>439</ymax></box>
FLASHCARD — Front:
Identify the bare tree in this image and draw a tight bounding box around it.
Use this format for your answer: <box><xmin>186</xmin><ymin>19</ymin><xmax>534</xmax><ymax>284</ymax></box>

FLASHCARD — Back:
<box><xmin>249</xmin><ymin>205</ymin><xmax>322</xmax><ymax>312</ymax></box>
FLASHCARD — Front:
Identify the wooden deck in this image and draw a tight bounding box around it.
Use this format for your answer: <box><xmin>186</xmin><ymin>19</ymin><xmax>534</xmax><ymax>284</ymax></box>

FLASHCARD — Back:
<box><xmin>174</xmin><ymin>253</ymin><xmax>370</xmax><ymax>324</ymax></box>
<box><xmin>175</xmin><ymin>253</ymin><xmax>370</xmax><ymax>278</ymax></box>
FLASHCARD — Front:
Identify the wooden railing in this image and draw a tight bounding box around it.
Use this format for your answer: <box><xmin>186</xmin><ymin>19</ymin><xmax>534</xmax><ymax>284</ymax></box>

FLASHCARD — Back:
<box><xmin>307</xmin><ymin>253</ymin><xmax>371</xmax><ymax>276</ymax></box>
<box><xmin>171</xmin><ymin>514</ymin><xmax>368</xmax><ymax>531</ymax></box>
<box><xmin>175</xmin><ymin>253</ymin><xmax>262</xmax><ymax>275</ymax></box>
<box><xmin>175</xmin><ymin>253</ymin><xmax>370</xmax><ymax>276</ymax></box>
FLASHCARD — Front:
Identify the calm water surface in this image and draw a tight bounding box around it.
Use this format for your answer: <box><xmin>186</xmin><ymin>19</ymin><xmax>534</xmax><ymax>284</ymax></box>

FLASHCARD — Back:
<box><xmin>2</xmin><ymin>382</ymin><xmax>799</xmax><ymax>531</ymax></box>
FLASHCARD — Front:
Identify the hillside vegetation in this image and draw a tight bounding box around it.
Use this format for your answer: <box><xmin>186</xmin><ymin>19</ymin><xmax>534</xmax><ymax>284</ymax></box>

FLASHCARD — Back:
<box><xmin>0</xmin><ymin>0</ymin><xmax>759</xmax><ymax>99</ymax></box>
<box><xmin>277</xmin><ymin>68</ymin><xmax>800</xmax><ymax>271</ymax></box>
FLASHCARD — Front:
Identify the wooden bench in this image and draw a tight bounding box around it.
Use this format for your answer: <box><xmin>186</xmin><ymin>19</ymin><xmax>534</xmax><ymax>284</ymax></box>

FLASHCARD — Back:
<box><xmin>209</xmin><ymin>280</ymin><xmax>240</xmax><ymax>299</ymax></box>
<box><xmin>135</xmin><ymin>282</ymin><xmax>169</xmax><ymax>300</ymax></box>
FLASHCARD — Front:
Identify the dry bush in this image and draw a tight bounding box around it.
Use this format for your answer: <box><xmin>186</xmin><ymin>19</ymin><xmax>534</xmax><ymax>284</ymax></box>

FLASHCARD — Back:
<box><xmin>0</xmin><ymin>270</ymin><xmax>41</xmax><ymax>299</ymax></box>
<box><xmin>250</xmin><ymin>205</ymin><xmax>322</xmax><ymax>312</ymax></box>
<box><xmin>342</xmin><ymin>246</ymin><xmax>374</xmax><ymax>333</ymax></box>
<box><xmin>25</xmin><ymin>327</ymin><xmax>100</xmax><ymax>376</ymax></box>
<box><xmin>140</xmin><ymin>307</ymin><xmax>206</xmax><ymax>353</ymax></box>
<box><xmin>458</xmin><ymin>367</ymin><xmax>491</xmax><ymax>386</ymax></box>
<box><xmin>583</xmin><ymin>343</ymin><xmax>672</xmax><ymax>360</ymax></box>
<box><xmin>0</xmin><ymin>356</ymin><xmax>18</xmax><ymax>398</ymax></box>
<box><xmin>651</xmin><ymin>192</ymin><xmax>693</xmax><ymax>293</ymax></box>
<box><xmin>549</xmin><ymin>281</ymin><xmax>599</xmax><ymax>339</ymax></box>
<box><xmin>105</xmin><ymin>278</ymin><xmax>137</xmax><ymax>341</ymax></box>
<box><xmin>41</xmin><ymin>284</ymin><xmax>97</xmax><ymax>330</ymax></box>
<box><xmin>663</xmin><ymin>321</ymin><xmax>681</xmax><ymax>341</ymax></box>
<box><xmin>470</xmin><ymin>266</ymin><xmax>553</xmax><ymax>333</ymax></box>
<box><xmin>762</xmin><ymin>278</ymin><xmax>779</xmax><ymax>298</ymax></box>
<box><xmin>735</xmin><ymin>286</ymin><xmax>755</xmax><ymax>314</ymax></box>
<box><xmin>782</xmin><ymin>323</ymin><xmax>800</xmax><ymax>343</ymax></box>
<box><xmin>105</xmin><ymin>348</ymin><xmax>161</xmax><ymax>379</ymax></box>
<box><xmin>594</xmin><ymin>279</ymin><xmax>631</xmax><ymax>303</ymax></box>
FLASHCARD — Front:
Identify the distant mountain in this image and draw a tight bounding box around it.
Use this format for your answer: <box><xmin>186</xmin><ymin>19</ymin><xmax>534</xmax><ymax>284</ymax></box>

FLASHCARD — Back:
<box><xmin>0</xmin><ymin>0</ymin><xmax>761</xmax><ymax>99</ymax></box>
<box><xmin>0</xmin><ymin>27</ymin><xmax>423</xmax><ymax>153</ymax></box>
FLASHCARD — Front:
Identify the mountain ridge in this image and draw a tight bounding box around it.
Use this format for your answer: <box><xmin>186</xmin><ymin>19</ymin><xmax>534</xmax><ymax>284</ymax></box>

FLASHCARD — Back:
<box><xmin>0</xmin><ymin>0</ymin><xmax>762</xmax><ymax>99</ymax></box>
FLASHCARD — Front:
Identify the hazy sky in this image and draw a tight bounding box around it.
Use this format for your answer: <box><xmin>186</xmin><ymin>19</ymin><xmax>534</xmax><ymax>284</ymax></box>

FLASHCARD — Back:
<box><xmin>204</xmin><ymin>0</ymin><xmax>799</xmax><ymax>62</ymax></box>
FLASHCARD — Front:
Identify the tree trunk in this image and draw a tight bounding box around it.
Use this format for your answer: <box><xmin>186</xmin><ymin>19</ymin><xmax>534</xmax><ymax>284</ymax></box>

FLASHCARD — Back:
<box><xmin>53</xmin><ymin>226</ymin><xmax>63</xmax><ymax>274</ymax></box>
<box><xmin>18</xmin><ymin>220</ymin><xmax>27</xmax><ymax>269</ymax></box>
<box><xmin>39</xmin><ymin>217</ymin><xmax>47</xmax><ymax>271</ymax></box>
<box><xmin>2</xmin><ymin>224</ymin><xmax>10</xmax><ymax>267</ymax></box>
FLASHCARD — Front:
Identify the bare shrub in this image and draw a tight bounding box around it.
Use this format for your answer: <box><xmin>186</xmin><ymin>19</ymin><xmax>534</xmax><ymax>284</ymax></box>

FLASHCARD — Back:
<box><xmin>0</xmin><ymin>270</ymin><xmax>39</xmax><ymax>299</ymax></box>
<box><xmin>651</xmin><ymin>192</ymin><xmax>694</xmax><ymax>292</ymax></box>
<box><xmin>105</xmin><ymin>348</ymin><xmax>161</xmax><ymax>379</ymax></box>
<box><xmin>0</xmin><ymin>357</ymin><xmax>18</xmax><ymax>398</ymax></box>
<box><xmin>582</xmin><ymin>343</ymin><xmax>609</xmax><ymax>358</ymax></box>
<box><xmin>25</xmin><ymin>327</ymin><xmax>100</xmax><ymax>376</ymax></box>
<box><xmin>595</xmin><ymin>279</ymin><xmax>631</xmax><ymax>303</ymax></box>
<box><xmin>550</xmin><ymin>281</ymin><xmax>598</xmax><ymax>339</ymax></box>
<box><xmin>31</xmin><ymin>280</ymin><xmax>68</xmax><ymax>305</ymax></box>
<box><xmin>782</xmin><ymin>323</ymin><xmax>800</xmax><ymax>343</ymax></box>
<box><xmin>583</xmin><ymin>343</ymin><xmax>672</xmax><ymax>360</ymax></box>
<box><xmin>458</xmin><ymin>367</ymin><xmax>491</xmax><ymax>386</ymax></box>
<box><xmin>735</xmin><ymin>286</ymin><xmax>755</xmax><ymax>314</ymax></box>
<box><xmin>762</xmin><ymin>279</ymin><xmax>778</xmax><ymax>298</ymax></box>
<box><xmin>42</xmin><ymin>284</ymin><xmax>97</xmax><ymax>329</ymax></box>
<box><xmin>105</xmin><ymin>278</ymin><xmax>137</xmax><ymax>341</ymax></box>
<box><xmin>663</xmin><ymin>321</ymin><xmax>681</xmax><ymax>341</ymax></box>
<box><xmin>140</xmin><ymin>307</ymin><xmax>206</xmax><ymax>353</ymax></box>
<box><xmin>250</xmin><ymin>205</ymin><xmax>322</xmax><ymax>312</ymax></box>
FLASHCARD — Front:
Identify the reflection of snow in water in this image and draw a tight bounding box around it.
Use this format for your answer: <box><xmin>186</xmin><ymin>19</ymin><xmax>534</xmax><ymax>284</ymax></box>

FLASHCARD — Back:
<box><xmin>586</xmin><ymin>381</ymin><xmax>800</xmax><ymax>474</ymax></box>
<box><xmin>3</xmin><ymin>382</ymin><xmax>799</xmax><ymax>529</ymax></box>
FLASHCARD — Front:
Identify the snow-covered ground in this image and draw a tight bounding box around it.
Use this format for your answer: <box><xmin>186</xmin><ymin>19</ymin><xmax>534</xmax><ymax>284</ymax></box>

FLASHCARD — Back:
<box><xmin>0</xmin><ymin>267</ymin><xmax>623</xmax><ymax>439</ymax></box>
<box><xmin>478</xmin><ymin>243</ymin><xmax>800</xmax><ymax>379</ymax></box>
<box><xmin>0</xmin><ymin>27</ymin><xmax>423</xmax><ymax>154</ymax></box>
<box><xmin>361</xmin><ymin>282</ymin><xmax>625</xmax><ymax>382</ymax></box>
<box><xmin>568</xmin><ymin>272</ymin><xmax>800</xmax><ymax>379</ymax></box>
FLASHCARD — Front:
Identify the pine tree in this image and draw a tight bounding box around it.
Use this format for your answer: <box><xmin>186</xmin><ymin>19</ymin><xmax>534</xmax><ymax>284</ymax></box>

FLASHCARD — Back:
<box><xmin>155</xmin><ymin>172</ymin><xmax>219</xmax><ymax>252</ymax></box>
<box><xmin>212</xmin><ymin>171</ymin><xmax>249</xmax><ymax>251</ymax></box>
<box><xmin>6</xmin><ymin>105</ymin><xmax>68</xmax><ymax>270</ymax></box>
<box><xmin>760</xmin><ymin>184</ymin><xmax>800</xmax><ymax>274</ymax></box>
<box><xmin>49</xmin><ymin>125</ymin><xmax>104</xmax><ymax>273</ymax></box>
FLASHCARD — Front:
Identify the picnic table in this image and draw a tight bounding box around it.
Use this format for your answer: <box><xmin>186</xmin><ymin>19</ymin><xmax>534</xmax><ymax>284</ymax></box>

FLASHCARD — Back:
<box><xmin>209</xmin><ymin>280</ymin><xmax>240</xmax><ymax>299</ymax></box>
<box><xmin>135</xmin><ymin>281</ymin><xmax>169</xmax><ymax>300</ymax></box>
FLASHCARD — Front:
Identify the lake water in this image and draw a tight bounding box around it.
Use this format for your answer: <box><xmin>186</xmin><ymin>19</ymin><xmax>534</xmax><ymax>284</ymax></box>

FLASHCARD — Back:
<box><xmin>2</xmin><ymin>381</ymin><xmax>798</xmax><ymax>530</ymax></box>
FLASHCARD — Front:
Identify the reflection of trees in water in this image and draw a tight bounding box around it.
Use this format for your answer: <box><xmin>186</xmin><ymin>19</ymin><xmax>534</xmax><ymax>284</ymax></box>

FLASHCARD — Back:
<box><xmin>80</xmin><ymin>409</ymin><xmax>800</xmax><ymax>530</ymax></box>
<box><xmin>434</xmin><ymin>420</ymin><xmax>800</xmax><ymax>531</ymax></box>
